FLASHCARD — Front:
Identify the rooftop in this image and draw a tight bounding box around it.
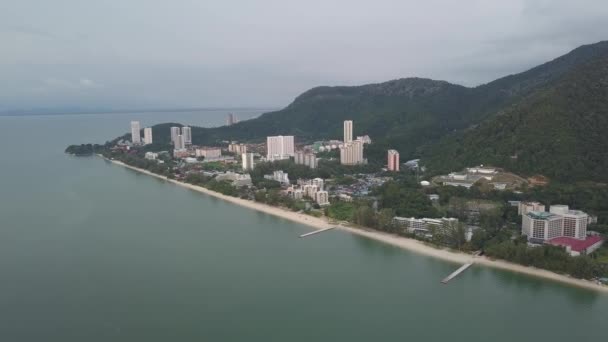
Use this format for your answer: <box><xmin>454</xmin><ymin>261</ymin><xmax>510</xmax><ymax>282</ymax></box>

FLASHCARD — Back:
<box><xmin>526</xmin><ymin>211</ymin><xmax>559</xmax><ymax>220</ymax></box>
<box><xmin>547</xmin><ymin>236</ymin><xmax>604</xmax><ymax>252</ymax></box>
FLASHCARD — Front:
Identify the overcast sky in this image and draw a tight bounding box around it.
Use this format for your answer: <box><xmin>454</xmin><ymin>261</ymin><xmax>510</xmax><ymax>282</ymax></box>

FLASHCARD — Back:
<box><xmin>2</xmin><ymin>0</ymin><xmax>608</xmax><ymax>111</ymax></box>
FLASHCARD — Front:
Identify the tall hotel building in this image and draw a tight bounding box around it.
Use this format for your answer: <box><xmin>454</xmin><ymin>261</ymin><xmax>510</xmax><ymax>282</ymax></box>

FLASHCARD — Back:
<box><xmin>242</xmin><ymin>153</ymin><xmax>255</xmax><ymax>171</ymax></box>
<box><xmin>143</xmin><ymin>127</ymin><xmax>153</xmax><ymax>145</ymax></box>
<box><xmin>340</xmin><ymin>120</ymin><xmax>363</xmax><ymax>165</ymax></box>
<box><xmin>340</xmin><ymin>140</ymin><xmax>364</xmax><ymax>165</ymax></box>
<box><xmin>522</xmin><ymin>205</ymin><xmax>588</xmax><ymax>242</ymax></box>
<box><xmin>226</xmin><ymin>113</ymin><xmax>238</xmax><ymax>126</ymax></box>
<box><xmin>266</xmin><ymin>135</ymin><xmax>295</xmax><ymax>161</ymax></box>
<box><xmin>130</xmin><ymin>121</ymin><xmax>141</xmax><ymax>144</ymax></box>
<box><xmin>170</xmin><ymin>127</ymin><xmax>181</xmax><ymax>145</ymax></box>
<box><xmin>387</xmin><ymin>149</ymin><xmax>399</xmax><ymax>171</ymax></box>
<box><xmin>343</xmin><ymin>120</ymin><xmax>353</xmax><ymax>143</ymax></box>
<box><xmin>182</xmin><ymin>126</ymin><xmax>192</xmax><ymax>145</ymax></box>
<box><xmin>174</xmin><ymin>135</ymin><xmax>186</xmax><ymax>150</ymax></box>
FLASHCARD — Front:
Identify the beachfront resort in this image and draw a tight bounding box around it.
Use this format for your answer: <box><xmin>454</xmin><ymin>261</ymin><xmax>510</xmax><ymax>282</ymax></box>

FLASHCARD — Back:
<box><xmin>69</xmin><ymin>117</ymin><xmax>608</xmax><ymax>288</ymax></box>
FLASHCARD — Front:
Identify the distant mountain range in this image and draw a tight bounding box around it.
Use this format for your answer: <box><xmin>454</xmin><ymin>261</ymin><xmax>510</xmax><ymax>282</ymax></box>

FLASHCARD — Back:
<box><xmin>182</xmin><ymin>41</ymin><xmax>608</xmax><ymax>183</ymax></box>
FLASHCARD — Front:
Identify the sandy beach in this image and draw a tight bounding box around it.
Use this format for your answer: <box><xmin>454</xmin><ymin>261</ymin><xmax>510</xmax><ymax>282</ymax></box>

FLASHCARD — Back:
<box><xmin>106</xmin><ymin>158</ymin><xmax>608</xmax><ymax>293</ymax></box>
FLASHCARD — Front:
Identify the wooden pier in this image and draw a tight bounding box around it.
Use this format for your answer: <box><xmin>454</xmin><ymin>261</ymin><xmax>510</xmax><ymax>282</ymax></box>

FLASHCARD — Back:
<box><xmin>299</xmin><ymin>227</ymin><xmax>335</xmax><ymax>238</ymax></box>
<box><xmin>441</xmin><ymin>263</ymin><xmax>473</xmax><ymax>284</ymax></box>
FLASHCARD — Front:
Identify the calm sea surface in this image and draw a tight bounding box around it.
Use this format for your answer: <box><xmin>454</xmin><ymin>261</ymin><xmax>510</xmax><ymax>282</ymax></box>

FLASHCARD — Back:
<box><xmin>0</xmin><ymin>110</ymin><xmax>606</xmax><ymax>341</ymax></box>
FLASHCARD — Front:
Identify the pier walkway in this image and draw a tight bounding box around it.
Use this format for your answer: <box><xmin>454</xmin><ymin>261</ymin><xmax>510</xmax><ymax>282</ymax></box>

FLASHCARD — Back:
<box><xmin>441</xmin><ymin>263</ymin><xmax>473</xmax><ymax>284</ymax></box>
<box><xmin>299</xmin><ymin>227</ymin><xmax>335</xmax><ymax>238</ymax></box>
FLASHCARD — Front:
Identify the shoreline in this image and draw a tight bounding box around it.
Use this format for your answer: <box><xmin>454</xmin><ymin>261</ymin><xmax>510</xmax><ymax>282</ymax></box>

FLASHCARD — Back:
<box><xmin>105</xmin><ymin>157</ymin><xmax>608</xmax><ymax>294</ymax></box>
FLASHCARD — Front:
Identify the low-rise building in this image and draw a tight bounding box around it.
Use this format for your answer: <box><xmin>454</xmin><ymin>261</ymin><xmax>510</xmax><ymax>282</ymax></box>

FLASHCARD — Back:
<box><xmin>195</xmin><ymin>147</ymin><xmax>222</xmax><ymax>159</ymax></box>
<box><xmin>547</xmin><ymin>236</ymin><xmax>604</xmax><ymax>256</ymax></box>
<box><xmin>392</xmin><ymin>217</ymin><xmax>459</xmax><ymax>235</ymax></box>
<box><xmin>404</xmin><ymin>159</ymin><xmax>420</xmax><ymax>170</ymax></box>
<box><xmin>492</xmin><ymin>182</ymin><xmax>507</xmax><ymax>190</ymax></box>
<box><xmin>315</xmin><ymin>191</ymin><xmax>330</xmax><ymax>206</ymax></box>
<box><xmin>303</xmin><ymin>184</ymin><xmax>319</xmax><ymax>199</ymax></box>
<box><xmin>264</xmin><ymin>170</ymin><xmax>290</xmax><ymax>185</ymax></box>
<box><xmin>518</xmin><ymin>201</ymin><xmax>545</xmax><ymax>215</ymax></box>
<box><xmin>428</xmin><ymin>194</ymin><xmax>440</xmax><ymax>202</ymax></box>
<box><xmin>356</xmin><ymin>135</ymin><xmax>372</xmax><ymax>144</ymax></box>
<box><xmin>466</xmin><ymin>166</ymin><xmax>497</xmax><ymax>175</ymax></box>
<box><xmin>215</xmin><ymin>172</ymin><xmax>252</xmax><ymax>187</ymax></box>
<box><xmin>173</xmin><ymin>149</ymin><xmax>190</xmax><ymax>158</ymax></box>
<box><xmin>312</xmin><ymin>178</ymin><xmax>324</xmax><ymax>190</ymax></box>
<box><xmin>508</xmin><ymin>200</ymin><xmax>521</xmax><ymax>207</ymax></box>
<box><xmin>338</xmin><ymin>194</ymin><xmax>353</xmax><ymax>202</ymax></box>
<box><xmin>144</xmin><ymin>152</ymin><xmax>158</xmax><ymax>160</ymax></box>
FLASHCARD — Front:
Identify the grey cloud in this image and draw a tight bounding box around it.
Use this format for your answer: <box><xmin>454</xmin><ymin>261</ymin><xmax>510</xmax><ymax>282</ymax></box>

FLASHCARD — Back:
<box><xmin>1</xmin><ymin>0</ymin><xmax>607</xmax><ymax>111</ymax></box>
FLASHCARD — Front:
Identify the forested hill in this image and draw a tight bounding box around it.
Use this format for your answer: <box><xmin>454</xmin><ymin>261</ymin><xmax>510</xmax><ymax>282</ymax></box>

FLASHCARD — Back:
<box><xmin>141</xmin><ymin>41</ymin><xmax>608</xmax><ymax>182</ymax></box>
<box><xmin>176</xmin><ymin>41</ymin><xmax>608</xmax><ymax>158</ymax></box>
<box><xmin>189</xmin><ymin>77</ymin><xmax>473</xmax><ymax>159</ymax></box>
<box><xmin>422</xmin><ymin>53</ymin><xmax>608</xmax><ymax>183</ymax></box>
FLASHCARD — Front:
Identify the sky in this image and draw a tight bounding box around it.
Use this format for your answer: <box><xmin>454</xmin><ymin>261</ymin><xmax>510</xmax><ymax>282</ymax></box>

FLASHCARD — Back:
<box><xmin>1</xmin><ymin>0</ymin><xmax>608</xmax><ymax>111</ymax></box>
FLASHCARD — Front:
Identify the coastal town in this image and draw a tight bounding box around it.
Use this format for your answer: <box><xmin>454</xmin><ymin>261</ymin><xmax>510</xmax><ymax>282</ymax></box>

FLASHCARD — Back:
<box><xmin>70</xmin><ymin>115</ymin><xmax>608</xmax><ymax>288</ymax></box>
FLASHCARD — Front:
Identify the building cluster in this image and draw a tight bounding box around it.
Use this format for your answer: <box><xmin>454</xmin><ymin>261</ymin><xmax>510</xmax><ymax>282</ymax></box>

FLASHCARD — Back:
<box><xmin>228</xmin><ymin>142</ymin><xmax>247</xmax><ymax>155</ymax></box>
<box><xmin>294</xmin><ymin>150</ymin><xmax>318</xmax><ymax>169</ymax></box>
<box><xmin>285</xmin><ymin>178</ymin><xmax>328</xmax><ymax>206</ymax></box>
<box><xmin>261</xmin><ymin>119</ymin><xmax>399</xmax><ymax>172</ymax></box>
<box><xmin>130</xmin><ymin>121</ymin><xmax>153</xmax><ymax>145</ymax></box>
<box><xmin>437</xmin><ymin>166</ymin><xmax>497</xmax><ymax>188</ymax></box>
<box><xmin>521</xmin><ymin>202</ymin><xmax>604</xmax><ymax>256</ymax></box>
<box><xmin>171</xmin><ymin>126</ymin><xmax>192</xmax><ymax>151</ymax></box>
<box><xmin>215</xmin><ymin>171</ymin><xmax>252</xmax><ymax>187</ymax></box>
<box><xmin>315</xmin><ymin>140</ymin><xmax>347</xmax><ymax>152</ymax></box>
<box><xmin>264</xmin><ymin>170</ymin><xmax>290</xmax><ymax>185</ymax></box>
<box><xmin>392</xmin><ymin>216</ymin><xmax>463</xmax><ymax>238</ymax></box>
<box><xmin>331</xmin><ymin>174</ymin><xmax>391</xmax><ymax>198</ymax></box>
<box><xmin>434</xmin><ymin>165</ymin><xmax>526</xmax><ymax>190</ymax></box>
<box><xmin>125</xmin><ymin>117</ymin><xmax>605</xmax><ymax>263</ymax></box>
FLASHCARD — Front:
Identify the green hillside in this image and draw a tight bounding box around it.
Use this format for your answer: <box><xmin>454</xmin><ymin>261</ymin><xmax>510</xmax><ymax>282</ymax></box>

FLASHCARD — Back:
<box><xmin>113</xmin><ymin>41</ymin><xmax>608</xmax><ymax>181</ymax></box>
<box><xmin>422</xmin><ymin>53</ymin><xmax>608</xmax><ymax>182</ymax></box>
<box><xmin>190</xmin><ymin>78</ymin><xmax>473</xmax><ymax>159</ymax></box>
<box><xmin>182</xmin><ymin>42</ymin><xmax>608</xmax><ymax>159</ymax></box>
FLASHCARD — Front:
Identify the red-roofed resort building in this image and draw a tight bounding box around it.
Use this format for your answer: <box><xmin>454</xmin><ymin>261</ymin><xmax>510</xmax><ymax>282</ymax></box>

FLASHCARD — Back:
<box><xmin>522</xmin><ymin>205</ymin><xmax>604</xmax><ymax>256</ymax></box>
